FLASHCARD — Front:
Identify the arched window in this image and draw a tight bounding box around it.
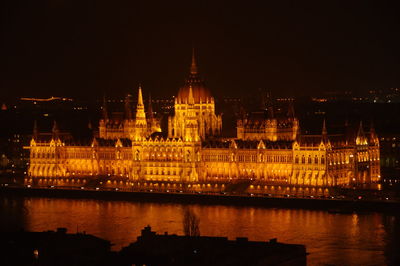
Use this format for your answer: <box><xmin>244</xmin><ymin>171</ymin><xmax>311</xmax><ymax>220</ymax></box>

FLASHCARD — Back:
<box><xmin>308</xmin><ymin>156</ymin><xmax>312</xmax><ymax>164</ymax></box>
<box><xmin>295</xmin><ymin>155</ymin><xmax>299</xmax><ymax>164</ymax></box>
<box><xmin>314</xmin><ymin>156</ymin><xmax>318</xmax><ymax>164</ymax></box>
<box><xmin>321</xmin><ymin>156</ymin><xmax>325</xmax><ymax>164</ymax></box>
<box><xmin>301</xmin><ymin>156</ymin><xmax>305</xmax><ymax>164</ymax></box>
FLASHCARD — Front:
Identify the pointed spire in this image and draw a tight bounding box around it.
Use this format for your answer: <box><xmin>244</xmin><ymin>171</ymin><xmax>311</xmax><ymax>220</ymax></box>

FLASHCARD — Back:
<box><xmin>357</xmin><ymin>121</ymin><xmax>365</xmax><ymax>137</ymax></box>
<box><xmin>33</xmin><ymin>120</ymin><xmax>38</xmax><ymax>140</ymax></box>
<box><xmin>370</xmin><ymin>120</ymin><xmax>376</xmax><ymax>135</ymax></box>
<box><xmin>52</xmin><ymin>120</ymin><xmax>59</xmax><ymax>139</ymax></box>
<box><xmin>356</xmin><ymin>121</ymin><xmax>367</xmax><ymax>145</ymax></box>
<box><xmin>322</xmin><ymin>118</ymin><xmax>327</xmax><ymax>135</ymax></box>
<box><xmin>264</xmin><ymin>90</ymin><xmax>274</xmax><ymax>118</ymax></box>
<box><xmin>190</xmin><ymin>47</ymin><xmax>198</xmax><ymax>74</ymax></box>
<box><xmin>147</xmin><ymin>93</ymin><xmax>154</xmax><ymax>120</ymax></box>
<box><xmin>91</xmin><ymin>137</ymin><xmax>98</xmax><ymax>147</ymax></box>
<box><xmin>287</xmin><ymin>100</ymin><xmax>295</xmax><ymax>118</ymax></box>
<box><xmin>102</xmin><ymin>93</ymin><xmax>108</xmax><ymax>120</ymax></box>
<box><xmin>188</xmin><ymin>85</ymin><xmax>195</xmax><ymax>105</ymax></box>
<box><xmin>124</xmin><ymin>94</ymin><xmax>132</xmax><ymax>120</ymax></box>
<box><xmin>369</xmin><ymin>120</ymin><xmax>377</xmax><ymax>142</ymax></box>
<box><xmin>135</xmin><ymin>84</ymin><xmax>147</xmax><ymax>123</ymax></box>
<box><xmin>138</xmin><ymin>84</ymin><xmax>144</xmax><ymax>106</ymax></box>
<box><xmin>320</xmin><ymin>118</ymin><xmax>328</xmax><ymax>143</ymax></box>
<box><xmin>267</xmin><ymin>106</ymin><xmax>274</xmax><ymax>118</ymax></box>
<box><xmin>343</xmin><ymin>118</ymin><xmax>351</xmax><ymax>143</ymax></box>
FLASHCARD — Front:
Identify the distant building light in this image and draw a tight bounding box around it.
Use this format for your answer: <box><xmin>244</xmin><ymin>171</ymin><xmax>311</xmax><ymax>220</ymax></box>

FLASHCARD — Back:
<box><xmin>33</xmin><ymin>249</ymin><xmax>39</xmax><ymax>259</ymax></box>
<box><xmin>311</xmin><ymin>98</ymin><xmax>328</xmax><ymax>103</ymax></box>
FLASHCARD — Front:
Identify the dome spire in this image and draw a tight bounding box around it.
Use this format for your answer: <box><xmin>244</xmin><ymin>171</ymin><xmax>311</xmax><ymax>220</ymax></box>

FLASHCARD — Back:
<box><xmin>190</xmin><ymin>47</ymin><xmax>198</xmax><ymax>74</ymax></box>
<box><xmin>177</xmin><ymin>48</ymin><xmax>211</xmax><ymax>104</ymax></box>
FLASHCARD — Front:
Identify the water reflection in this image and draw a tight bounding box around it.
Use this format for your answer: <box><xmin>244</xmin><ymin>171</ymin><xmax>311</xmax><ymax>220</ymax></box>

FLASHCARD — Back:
<box><xmin>0</xmin><ymin>195</ymin><xmax>398</xmax><ymax>265</ymax></box>
<box><xmin>0</xmin><ymin>196</ymin><xmax>28</xmax><ymax>231</ymax></box>
<box><xmin>383</xmin><ymin>214</ymin><xmax>400</xmax><ymax>265</ymax></box>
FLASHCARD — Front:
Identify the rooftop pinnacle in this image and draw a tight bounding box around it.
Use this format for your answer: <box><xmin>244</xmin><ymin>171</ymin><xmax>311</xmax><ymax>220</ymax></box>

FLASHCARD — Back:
<box><xmin>190</xmin><ymin>47</ymin><xmax>198</xmax><ymax>74</ymax></box>
<box><xmin>138</xmin><ymin>84</ymin><xmax>144</xmax><ymax>107</ymax></box>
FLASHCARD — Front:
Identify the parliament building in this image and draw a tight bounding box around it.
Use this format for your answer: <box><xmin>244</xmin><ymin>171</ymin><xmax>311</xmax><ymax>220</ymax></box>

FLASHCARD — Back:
<box><xmin>26</xmin><ymin>53</ymin><xmax>381</xmax><ymax>196</ymax></box>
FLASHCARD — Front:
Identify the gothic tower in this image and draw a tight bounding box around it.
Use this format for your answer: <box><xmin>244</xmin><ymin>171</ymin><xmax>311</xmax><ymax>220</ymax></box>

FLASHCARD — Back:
<box><xmin>168</xmin><ymin>49</ymin><xmax>222</xmax><ymax>140</ymax></box>
<box><xmin>133</xmin><ymin>85</ymin><xmax>148</xmax><ymax>140</ymax></box>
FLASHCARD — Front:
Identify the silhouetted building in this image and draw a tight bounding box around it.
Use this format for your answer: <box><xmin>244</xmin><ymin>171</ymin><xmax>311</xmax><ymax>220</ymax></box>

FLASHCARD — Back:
<box><xmin>0</xmin><ymin>228</ymin><xmax>111</xmax><ymax>266</ymax></box>
<box><xmin>119</xmin><ymin>226</ymin><xmax>307</xmax><ymax>266</ymax></box>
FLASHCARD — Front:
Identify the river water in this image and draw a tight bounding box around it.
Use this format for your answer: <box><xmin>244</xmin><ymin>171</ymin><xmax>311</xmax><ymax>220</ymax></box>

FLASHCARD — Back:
<box><xmin>0</xmin><ymin>195</ymin><xmax>398</xmax><ymax>265</ymax></box>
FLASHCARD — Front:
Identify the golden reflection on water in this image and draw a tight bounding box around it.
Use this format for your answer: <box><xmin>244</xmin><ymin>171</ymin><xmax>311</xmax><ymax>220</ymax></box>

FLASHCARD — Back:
<box><xmin>0</xmin><ymin>197</ymin><xmax>395</xmax><ymax>265</ymax></box>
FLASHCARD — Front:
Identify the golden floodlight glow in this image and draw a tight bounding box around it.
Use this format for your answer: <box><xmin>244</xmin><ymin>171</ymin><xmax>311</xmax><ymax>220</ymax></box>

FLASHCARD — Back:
<box><xmin>25</xmin><ymin>54</ymin><xmax>381</xmax><ymax>195</ymax></box>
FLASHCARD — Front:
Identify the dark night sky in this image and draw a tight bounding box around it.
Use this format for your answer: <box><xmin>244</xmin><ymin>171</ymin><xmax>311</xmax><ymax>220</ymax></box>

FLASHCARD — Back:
<box><xmin>1</xmin><ymin>1</ymin><xmax>400</xmax><ymax>101</ymax></box>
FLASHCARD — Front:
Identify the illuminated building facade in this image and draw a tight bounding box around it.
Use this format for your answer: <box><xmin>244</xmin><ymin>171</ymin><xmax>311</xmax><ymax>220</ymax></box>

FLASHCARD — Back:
<box><xmin>99</xmin><ymin>87</ymin><xmax>161</xmax><ymax>140</ymax></box>
<box><xmin>236</xmin><ymin>105</ymin><xmax>299</xmax><ymax>141</ymax></box>
<box><xmin>26</xmin><ymin>54</ymin><xmax>380</xmax><ymax>194</ymax></box>
<box><xmin>168</xmin><ymin>51</ymin><xmax>222</xmax><ymax>140</ymax></box>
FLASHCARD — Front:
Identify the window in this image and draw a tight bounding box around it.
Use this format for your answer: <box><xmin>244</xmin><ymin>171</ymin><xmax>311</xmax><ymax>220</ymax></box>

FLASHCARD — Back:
<box><xmin>186</xmin><ymin>151</ymin><xmax>191</xmax><ymax>162</ymax></box>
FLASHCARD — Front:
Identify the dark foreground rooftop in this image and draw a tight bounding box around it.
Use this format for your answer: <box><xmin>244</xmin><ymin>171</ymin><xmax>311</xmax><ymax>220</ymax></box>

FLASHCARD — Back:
<box><xmin>0</xmin><ymin>228</ymin><xmax>112</xmax><ymax>266</ymax></box>
<box><xmin>0</xmin><ymin>226</ymin><xmax>306</xmax><ymax>266</ymax></box>
<box><xmin>119</xmin><ymin>225</ymin><xmax>307</xmax><ymax>266</ymax></box>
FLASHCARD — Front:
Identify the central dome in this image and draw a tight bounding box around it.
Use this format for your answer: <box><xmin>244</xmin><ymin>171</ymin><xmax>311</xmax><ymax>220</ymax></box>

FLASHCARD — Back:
<box><xmin>177</xmin><ymin>77</ymin><xmax>212</xmax><ymax>103</ymax></box>
<box><xmin>176</xmin><ymin>50</ymin><xmax>213</xmax><ymax>104</ymax></box>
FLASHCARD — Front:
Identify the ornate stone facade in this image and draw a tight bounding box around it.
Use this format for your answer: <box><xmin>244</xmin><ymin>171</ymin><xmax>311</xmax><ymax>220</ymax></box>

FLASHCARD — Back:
<box><xmin>168</xmin><ymin>51</ymin><xmax>222</xmax><ymax>140</ymax></box>
<box><xmin>99</xmin><ymin>86</ymin><xmax>161</xmax><ymax>140</ymax></box>
<box><xmin>236</xmin><ymin>106</ymin><xmax>299</xmax><ymax>141</ymax></box>
<box><xmin>26</xmin><ymin>54</ymin><xmax>380</xmax><ymax>194</ymax></box>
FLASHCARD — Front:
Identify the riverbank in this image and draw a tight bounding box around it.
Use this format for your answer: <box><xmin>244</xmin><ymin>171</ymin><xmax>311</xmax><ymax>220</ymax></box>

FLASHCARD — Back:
<box><xmin>1</xmin><ymin>186</ymin><xmax>399</xmax><ymax>213</ymax></box>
